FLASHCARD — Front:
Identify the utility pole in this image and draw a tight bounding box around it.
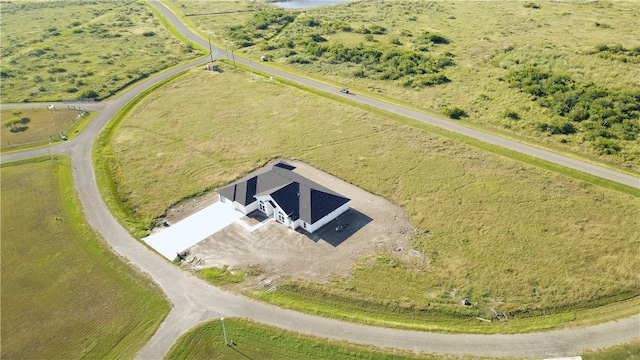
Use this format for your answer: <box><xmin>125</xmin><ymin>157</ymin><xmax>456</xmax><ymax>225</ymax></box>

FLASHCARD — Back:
<box><xmin>208</xmin><ymin>36</ymin><xmax>213</xmax><ymax>62</ymax></box>
<box><xmin>220</xmin><ymin>317</ymin><xmax>228</xmax><ymax>346</ymax></box>
<box><xmin>231</xmin><ymin>49</ymin><xmax>236</xmax><ymax>69</ymax></box>
<box><xmin>250</xmin><ymin>57</ymin><xmax>254</xmax><ymax>77</ymax></box>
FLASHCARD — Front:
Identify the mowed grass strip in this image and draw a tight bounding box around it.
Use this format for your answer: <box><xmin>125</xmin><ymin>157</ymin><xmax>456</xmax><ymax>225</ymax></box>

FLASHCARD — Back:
<box><xmin>0</xmin><ymin>157</ymin><xmax>169</xmax><ymax>359</ymax></box>
<box><xmin>168</xmin><ymin>318</ymin><xmax>638</xmax><ymax>359</ymax></box>
<box><xmin>582</xmin><ymin>340</ymin><xmax>640</xmax><ymax>360</ymax></box>
<box><xmin>107</xmin><ymin>66</ymin><xmax>639</xmax><ymax>329</ymax></box>
<box><xmin>0</xmin><ymin>0</ymin><xmax>202</xmax><ymax>103</ymax></box>
<box><xmin>166</xmin><ymin>318</ymin><xmax>448</xmax><ymax>360</ymax></box>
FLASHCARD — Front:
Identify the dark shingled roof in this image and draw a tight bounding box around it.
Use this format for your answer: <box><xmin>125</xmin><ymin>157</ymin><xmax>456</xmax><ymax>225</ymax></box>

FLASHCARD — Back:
<box><xmin>217</xmin><ymin>161</ymin><xmax>349</xmax><ymax>224</ymax></box>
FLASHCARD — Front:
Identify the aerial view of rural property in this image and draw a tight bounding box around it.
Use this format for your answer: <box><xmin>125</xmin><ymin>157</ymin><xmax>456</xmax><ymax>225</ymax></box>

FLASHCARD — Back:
<box><xmin>1</xmin><ymin>0</ymin><xmax>638</xmax><ymax>359</ymax></box>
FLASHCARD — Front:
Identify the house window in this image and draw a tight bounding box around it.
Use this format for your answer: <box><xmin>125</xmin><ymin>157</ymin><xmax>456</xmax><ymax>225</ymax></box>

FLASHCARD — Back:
<box><xmin>277</xmin><ymin>212</ymin><xmax>285</xmax><ymax>223</ymax></box>
<box><xmin>302</xmin><ymin>222</ymin><xmax>306</xmax><ymax>229</ymax></box>
<box><xmin>259</xmin><ymin>201</ymin><xmax>265</xmax><ymax>212</ymax></box>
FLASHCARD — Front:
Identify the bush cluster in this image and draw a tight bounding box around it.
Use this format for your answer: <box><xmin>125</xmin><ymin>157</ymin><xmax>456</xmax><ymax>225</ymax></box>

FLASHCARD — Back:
<box><xmin>228</xmin><ymin>9</ymin><xmax>296</xmax><ymax>48</ymax></box>
<box><xmin>592</xmin><ymin>44</ymin><xmax>640</xmax><ymax>64</ymax></box>
<box><xmin>292</xmin><ymin>39</ymin><xmax>454</xmax><ymax>87</ymax></box>
<box><xmin>506</xmin><ymin>67</ymin><xmax>640</xmax><ymax>152</ymax></box>
<box><xmin>443</xmin><ymin>106</ymin><xmax>467</xmax><ymax>119</ymax></box>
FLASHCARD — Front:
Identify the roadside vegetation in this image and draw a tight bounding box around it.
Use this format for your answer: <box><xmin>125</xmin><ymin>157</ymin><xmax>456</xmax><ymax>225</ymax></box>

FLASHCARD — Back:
<box><xmin>582</xmin><ymin>340</ymin><xmax>640</xmax><ymax>360</ymax></box>
<box><xmin>0</xmin><ymin>156</ymin><xmax>169</xmax><ymax>359</ymax></box>
<box><xmin>168</xmin><ymin>318</ymin><xmax>639</xmax><ymax>360</ymax></box>
<box><xmin>167</xmin><ymin>0</ymin><xmax>640</xmax><ymax>173</ymax></box>
<box><xmin>0</xmin><ymin>0</ymin><xmax>202</xmax><ymax>103</ymax></box>
<box><xmin>102</xmin><ymin>65</ymin><xmax>639</xmax><ymax>332</ymax></box>
<box><xmin>1</xmin><ymin>108</ymin><xmax>90</xmax><ymax>151</ymax></box>
<box><xmin>166</xmin><ymin>318</ymin><xmax>450</xmax><ymax>360</ymax></box>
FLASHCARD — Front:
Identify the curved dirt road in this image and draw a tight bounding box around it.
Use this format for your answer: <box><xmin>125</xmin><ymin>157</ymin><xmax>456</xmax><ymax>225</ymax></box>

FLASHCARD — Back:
<box><xmin>2</xmin><ymin>1</ymin><xmax>638</xmax><ymax>359</ymax></box>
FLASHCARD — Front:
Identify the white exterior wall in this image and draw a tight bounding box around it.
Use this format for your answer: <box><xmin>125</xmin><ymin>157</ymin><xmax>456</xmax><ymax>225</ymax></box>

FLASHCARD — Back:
<box><xmin>224</xmin><ymin>200</ymin><xmax>258</xmax><ymax>215</ymax></box>
<box><xmin>307</xmin><ymin>202</ymin><xmax>350</xmax><ymax>233</ymax></box>
<box><xmin>293</xmin><ymin>218</ymin><xmax>305</xmax><ymax>231</ymax></box>
<box><xmin>219</xmin><ymin>193</ymin><xmax>262</xmax><ymax>215</ymax></box>
<box><xmin>255</xmin><ymin>195</ymin><xmax>275</xmax><ymax>216</ymax></box>
<box><xmin>254</xmin><ymin>195</ymin><xmax>350</xmax><ymax>233</ymax></box>
<box><xmin>244</xmin><ymin>201</ymin><xmax>259</xmax><ymax>214</ymax></box>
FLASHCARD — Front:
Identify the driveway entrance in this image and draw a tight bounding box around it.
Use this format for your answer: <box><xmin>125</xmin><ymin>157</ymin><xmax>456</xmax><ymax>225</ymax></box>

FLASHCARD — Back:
<box><xmin>143</xmin><ymin>201</ymin><xmax>242</xmax><ymax>260</ymax></box>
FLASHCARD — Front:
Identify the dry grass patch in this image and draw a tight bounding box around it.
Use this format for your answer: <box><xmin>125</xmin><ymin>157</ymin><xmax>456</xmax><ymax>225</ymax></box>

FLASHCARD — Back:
<box><xmin>107</xmin><ymin>65</ymin><xmax>639</xmax><ymax>324</ymax></box>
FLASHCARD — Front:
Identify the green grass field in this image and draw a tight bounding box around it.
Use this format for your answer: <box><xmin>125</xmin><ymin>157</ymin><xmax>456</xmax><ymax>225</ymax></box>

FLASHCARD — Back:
<box><xmin>1</xmin><ymin>108</ymin><xmax>88</xmax><ymax>149</ymax></box>
<box><xmin>0</xmin><ymin>0</ymin><xmax>202</xmax><ymax>103</ymax></box>
<box><xmin>0</xmin><ymin>156</ymin><xmax>169</xmax><ymax>359</ymax></box>
<box><xmin>166</xmin><ymin>318</ymin><xmax>450</xmax><ymax>360</ymax></box>
<box><xmin>102</xmin><ymin>65</ymin><xmax>638</xmax><ymax>331</ymax></box>
<box><xmin>583</xmin><ymin>340</ymin><xmax>640</xmax><ymax>360</ymax></box>
<box><xmin>168</xmin><ymin>318</ymin><xmax>638</xmax><ymax>360</ymax></box>
<box><xmin>167</xmin><ymin>0</ymin><xmax>640</xmax><ymax>173</ymax></box>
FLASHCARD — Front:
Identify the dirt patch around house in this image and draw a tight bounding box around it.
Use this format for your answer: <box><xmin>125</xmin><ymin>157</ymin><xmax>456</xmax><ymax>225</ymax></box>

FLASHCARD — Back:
<box><xmin>171</xmin><ymin>160</ymin><xmax>418</xmax><ymax>287</ymax></box>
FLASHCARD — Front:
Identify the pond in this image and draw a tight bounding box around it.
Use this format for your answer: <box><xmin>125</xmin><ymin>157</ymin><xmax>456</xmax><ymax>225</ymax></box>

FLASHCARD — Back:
<box><xmin>270</xmin><ymin>0</ymin><xmax>351</xmax><ymax>9</ymax></box>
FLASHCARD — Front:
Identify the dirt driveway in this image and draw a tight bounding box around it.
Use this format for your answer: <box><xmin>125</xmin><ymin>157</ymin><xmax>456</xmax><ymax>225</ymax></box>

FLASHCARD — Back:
<box><xmin>170</xmin><ymin>160</ymin><xmax>417</xmax><ymax>286</ymax></box>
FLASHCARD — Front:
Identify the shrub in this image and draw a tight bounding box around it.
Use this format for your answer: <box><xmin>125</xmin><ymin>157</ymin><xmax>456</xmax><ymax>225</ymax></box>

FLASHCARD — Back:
<box><xmin>47</xmin><ymin>66</ymin><xmax>66</xmax><ymax>73</ymax></box>
<box><xmin>443</xmin><ymin>106</ymin><xmax>467</xmax><ymax>119</ymax></box>
<box><xmin>593</xmin><ymin>139</ymin><xmax>622</xmax><ymax>154</ymax></box>
<box><xmin>142</xmin><ymin>31</ymin><xmax>155</xmax><ymax>37</ymax></box>
<box><xmin>287</xmin><ymin>56</ymin><xmax>310</xmax><ymax>64</ymax></box>
<box><xmin>523</xmin><ymin>2</ymin><xmax>540</xmax><ymax>9</ymax></box>
<box><xmin>300</xmin><ymin>17</ymin><xmax>320</xmax><ymax>27</ymax></box>
<box><xmin>504</xmin><ymin>110</ymin><xmax>521</xmax><ymax>120</ymax></box>
<box><xmin>364</xmin><ymin>24</ymin><xmax>387</xmax><ymax>35</ymax></box>
<box><xmin>352</xmin><ymin>69</ymin><xmax>366</xmax><ymax>78</ymax></box>
<box><xmin>78</xmin><ymin>89</ymin><xmax>98</xmax><ymax>99</ymax></box>
<box><xmin>420</xmin><ymin>31</ymin><xmax>450</xmax><ymax>45</ymax></box>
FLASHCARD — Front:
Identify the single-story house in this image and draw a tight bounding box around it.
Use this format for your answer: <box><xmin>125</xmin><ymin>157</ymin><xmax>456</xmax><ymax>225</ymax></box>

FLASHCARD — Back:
<box><xmin>217</xmin><ymin>161</ymin><xmax>350</xmax><ymax>234</ymax></box>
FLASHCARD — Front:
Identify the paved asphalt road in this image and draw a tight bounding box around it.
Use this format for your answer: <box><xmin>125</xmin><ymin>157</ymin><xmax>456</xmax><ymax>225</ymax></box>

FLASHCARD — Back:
<box><xmin>2</xmin><ymin>1</ymin><xmax>638</xmax><ymax>358</ymax></box>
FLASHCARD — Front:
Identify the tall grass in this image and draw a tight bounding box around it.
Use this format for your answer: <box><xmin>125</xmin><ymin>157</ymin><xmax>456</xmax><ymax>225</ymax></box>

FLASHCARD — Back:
<box><xmin>167</xmin><ymin>0</ymin><xmax>640</xmax><ymax>172</ymax></box>
<box><xmin>104</xmin><ymin>65</ymin><xmax>639</xmax><ymax>327</ymax></box>
<box><xmin>582</xmin><ymin>340</ymin><xmax>640</xmax><ymax>360</ymax></box>
<box><xmin>0</xmin><ymin>0</ymin><xmax>202</xmax><ymax>102</ymax></box>
<box><xmin>166</xmin><ymin>318</ymin><xmax>443</xmax><ymax>360</ymax></box>
<box><xmin>0</xmin><ymin>156</ymin><xmax>169</xmax><ymax>359</ymax></box>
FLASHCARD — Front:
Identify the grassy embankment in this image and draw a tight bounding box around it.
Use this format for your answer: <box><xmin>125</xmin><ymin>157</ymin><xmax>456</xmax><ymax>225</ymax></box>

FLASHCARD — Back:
<box><xmin>0</xmin><ymin>108</ymin><xmax>92</xmax><ymax>152</ymax></box>
<box><xmin>168</xmin><ymin>0</ymin><xmax>640</xmax><ymax>173</ymax></box>
<box><xmin>168</xmin><ymin>318</ymin><xmax>639</xmax><ymax>360</ymax></box>
<box><xmin>0</xmin><ymin>0</ymin><xmax>202</xmax><ymax>103</ymax></box>
<box><xmin>99</xmin><ymin>64</ymin><xmax>638</xmax><ymax>333</ymax></box>
<box><xmin>0</xmin><ymin>156</ymin><xmax>169</xmax><ymax>359</ymax></box>
<box><xmin>166</xmin><ymin>318</ymin><xmax>452</xmax><ymax>360</ymax></box>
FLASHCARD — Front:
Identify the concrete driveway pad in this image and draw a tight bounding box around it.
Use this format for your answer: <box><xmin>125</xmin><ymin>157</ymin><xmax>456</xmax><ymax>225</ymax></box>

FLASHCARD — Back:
<box><xmin>144</xmin><ymin>201</ymin><xmax>242</xmax><ymax>260</ymax></box>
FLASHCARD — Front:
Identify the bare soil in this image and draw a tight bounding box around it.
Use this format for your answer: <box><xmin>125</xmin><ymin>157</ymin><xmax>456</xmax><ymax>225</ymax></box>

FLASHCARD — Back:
<box><xmin>169</xmin><ymin>160</ymin><xmax>417</xmax><ymax>286</ymax></box>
